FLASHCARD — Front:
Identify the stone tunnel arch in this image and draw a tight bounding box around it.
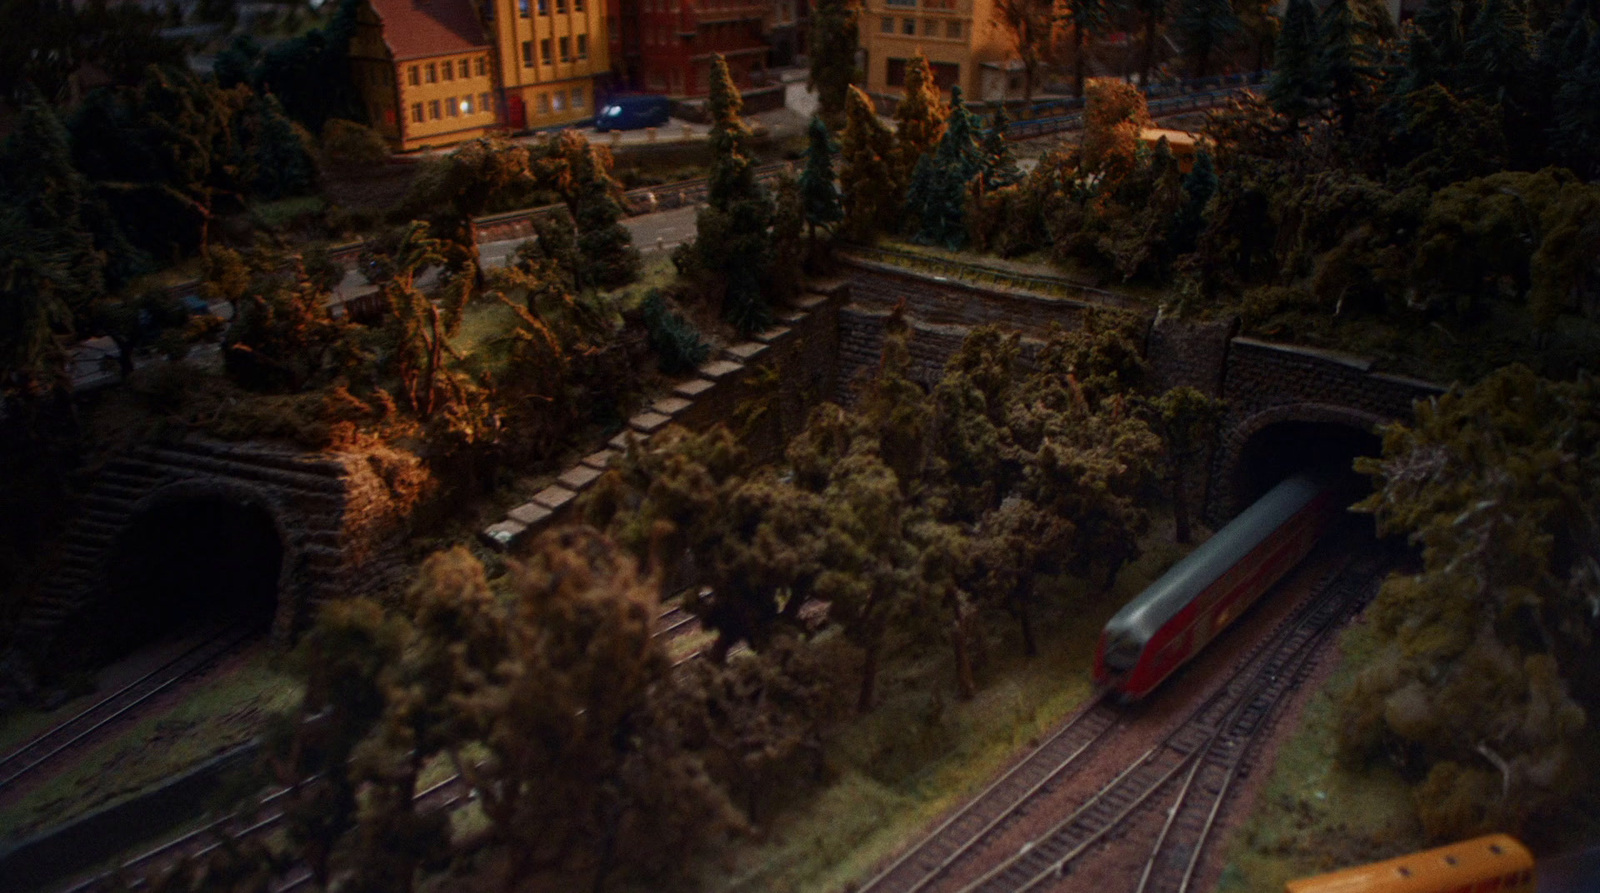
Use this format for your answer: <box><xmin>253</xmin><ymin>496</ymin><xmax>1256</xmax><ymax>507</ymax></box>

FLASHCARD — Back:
<box><xmin>1213</xmin><ymin>403</ymin><xmax>1386</xmax><ymax>524</ymax></box>
<box><xmin>91</xmin><ymin>479</ymin><xmax>302</xmax><ymax>659</ymax></box>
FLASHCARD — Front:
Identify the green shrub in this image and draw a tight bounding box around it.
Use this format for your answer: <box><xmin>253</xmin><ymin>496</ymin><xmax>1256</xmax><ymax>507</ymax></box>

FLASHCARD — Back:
<box><xmin>641</xmin><ymin>290</ymin><xmax>710</xmax><ymax>374</ymax></box>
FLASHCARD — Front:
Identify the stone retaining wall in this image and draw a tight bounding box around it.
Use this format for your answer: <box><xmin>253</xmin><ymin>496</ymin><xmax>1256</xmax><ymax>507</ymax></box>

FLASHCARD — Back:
<box><xmin>481</xmin><ymin>287</ymin><xmax>845</xmax><ymax>551</ymax></box>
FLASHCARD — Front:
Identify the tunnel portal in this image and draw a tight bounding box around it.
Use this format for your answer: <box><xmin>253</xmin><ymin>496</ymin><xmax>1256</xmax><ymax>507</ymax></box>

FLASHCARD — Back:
<box><xmin>1230</xmin><ymin>418</ymin><xmax>1384</xmax><ymax>515</ymax></box>
<box><xmin>99</xmin><ymin>496</ymin><xmax>284</xmax><ymax>658</ymax></box>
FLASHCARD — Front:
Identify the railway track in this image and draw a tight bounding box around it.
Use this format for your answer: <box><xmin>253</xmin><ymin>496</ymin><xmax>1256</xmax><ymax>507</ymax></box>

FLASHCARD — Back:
<box><xmin>859</xmin><ymin>540</ymin><xmax>1387</xmax><ymax>893</ymax></box>
<box><xmin>954</xmin><ymin>546</ymin><xmax>1387</xmax><ymax>893</ymax></box>
<box><xmin>0</xmin><ymin>624</ymin><xmax>260</xmax><ymax>796</ymax></box>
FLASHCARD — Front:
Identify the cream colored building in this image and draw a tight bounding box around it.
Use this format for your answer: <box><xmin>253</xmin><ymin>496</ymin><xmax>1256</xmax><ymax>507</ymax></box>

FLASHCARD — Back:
<box><xmin>361</xmin><ymin>0</ymin><xmax>501</xmax><ymax>151</ymax></box>
<box><xmin>859</xmin><ymin>0</ymin><xmax>1010</xmax><ymax>101</ymax></box>
<box><xmin>488</xmin><ymin>0</ymin><xmax>611</xmax><ymax>130</ymax></box>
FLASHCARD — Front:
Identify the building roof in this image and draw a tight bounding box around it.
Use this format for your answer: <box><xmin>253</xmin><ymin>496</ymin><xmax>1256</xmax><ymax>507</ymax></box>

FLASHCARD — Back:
<box><xmin>367</xmin><ymin>0</ymin><xmax>489</xmax><ymax>62</ymax></box>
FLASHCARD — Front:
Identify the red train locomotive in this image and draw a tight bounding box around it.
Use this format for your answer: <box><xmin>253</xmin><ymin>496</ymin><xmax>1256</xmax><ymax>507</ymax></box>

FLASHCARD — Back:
<box><xmin>1094</xmin><ymin>474</ymin><xmax>1342</xmax><ymax>700</ymax></box>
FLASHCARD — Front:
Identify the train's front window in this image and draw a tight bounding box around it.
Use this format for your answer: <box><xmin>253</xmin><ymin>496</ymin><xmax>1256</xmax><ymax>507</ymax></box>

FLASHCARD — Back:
<box><xmin>1105</xmin><ymin>635</ymin><xmax>1140</xmax><ymax>672</ymax></box>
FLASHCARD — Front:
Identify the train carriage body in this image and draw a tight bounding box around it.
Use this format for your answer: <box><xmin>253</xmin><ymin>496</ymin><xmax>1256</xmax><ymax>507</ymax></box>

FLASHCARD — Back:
<box><xmin>1094</xmin><ymin>474</ymin><xmax>1339</xmax><ymax>699</ymax></box>
<box><xmin>1285</xmin><ymin>834</ymin><xmax>1535</xmax><ymax>893</ymax></box>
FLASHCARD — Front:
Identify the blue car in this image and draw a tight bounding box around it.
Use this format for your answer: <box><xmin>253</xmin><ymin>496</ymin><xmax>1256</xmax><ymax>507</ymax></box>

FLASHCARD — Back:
<box><xmin>595</xmin><ymin>94</ymin><xmax>671</xmax><ymax>131</ymax></box>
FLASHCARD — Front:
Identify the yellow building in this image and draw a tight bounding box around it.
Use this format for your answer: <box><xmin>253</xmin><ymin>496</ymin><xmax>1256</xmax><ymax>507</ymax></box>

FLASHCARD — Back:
<box><xmin>859</xmin><ymin>0</ymin><xmax>1010</xmax><ymax>101</ymax></box>
<box><xmin>486</xmin><ymin>0</ymin><xmax>610</xmax><ymax>130</ymax></box>
<box><xmin>358</xmin><ymin>0</ymin><xmax>500</xmax><ymax>151</ymax></box>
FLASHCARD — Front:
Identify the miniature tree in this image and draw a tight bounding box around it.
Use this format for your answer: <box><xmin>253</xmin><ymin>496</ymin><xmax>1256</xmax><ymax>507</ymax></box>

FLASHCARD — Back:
<box><xmin>839</xmin><ymin>85</ymin><xmax>901</xmax><ymax>240</ymax></box>
<box><xmin>798</xmin><ymin>116</ymin><xmax>844</xmax><ymax>239</ymax></box>
<box><xmin>906</xmin><ymin>85</ymin><xmax>983</xmax><ymax>248</ymax></box>
<box><xmin>1169</xmin><ymin>147</ymin><xmax>1217</xmax><ymax>255</ymax></box>
<box><xmin>808</xmin><ymin>0</ymin><xmax>860</xmax><ymax>127</ymax></box>
<box><xmin>376</xmin><ymin>221</ymin><xmax>479</xmax><ymax>422</ymax></box>
<box><xmin>1318</xmin><ymin>0</ymin><xmax>1380</xmax><ymax>125</ymax></box>
<box><xmin>539</xmin><ymin>131</ymin><xmax>641</xmax><ymax>290</ymax></box>
<box><xmin>1552</xmin><ymin>30</ymin><xmax>1600</xmax><ymax>178</ymax></box>
<box><xmin>1139</xmin><ymin>386</ymin><xmax>1226</xmax><ymax>543</ymax></box>
<box><xmin>1461</xmin><ymin>0</ymin><xmax>1532</xmax><ymax>102</ymax></box>
<box><xmin>1060</xmin><ymin>0</ymin><xmax>1116</xmax><ymax>96</ymax></box>
<box><xmin>770</xmin><ymin>174</ymin><xmax>806</xmax><ymax>303</ymax></box>
<box><xmin>992</xmin><ymin>0</ymin><xmax>1055</xmax><ymax>101</ymax></box>
<box><xmin>1269</xmin><ymin>0</ymin><xmax>1324</xmax><ymax>121</ymax></box>
<box><xmin>1173</xmin><ymin>0</ymin><xmax>1241</xmax><ymax>78</ymax></box>
<box><xmin>892</xmin><ymin>52</ymin><xmax>948</xmax><ymax>187</ymax></box>
<box><xmin>976</xmin><ymin>107</ymin><xmax>1023</xmax><ymax>196</ymax></box>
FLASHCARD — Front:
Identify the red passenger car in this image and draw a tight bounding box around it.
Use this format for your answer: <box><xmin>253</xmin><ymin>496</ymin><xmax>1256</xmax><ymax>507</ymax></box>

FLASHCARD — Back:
<box><xmin>1094</xmin><ymin>474</ymin><xmax>1341</xmax><ymax>700</ymax></box>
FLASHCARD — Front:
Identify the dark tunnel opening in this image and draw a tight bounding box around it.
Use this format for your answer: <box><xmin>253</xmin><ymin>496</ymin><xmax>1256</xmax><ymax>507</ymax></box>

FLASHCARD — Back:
<box><xmin>1233</xmin><ymin>420</ymin><xmax>1384</xmax><ymax>517</ymax></box>
<box><xmin>98</xmin><ymin>497</ymin><xmax>282</xmax><ymax>658</ymax></box>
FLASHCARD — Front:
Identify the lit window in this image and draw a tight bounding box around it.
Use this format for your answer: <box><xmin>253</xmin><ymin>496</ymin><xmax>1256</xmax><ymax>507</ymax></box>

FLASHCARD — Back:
<box><xmin>441</xmin><ymin>60</ymin><xmax>454</xmax><ymax>81</ymax></box>
<box><xmin>537</xmin><ymin>92</ymin><xmax>551</xmax><ymax>113</ymax></box>
<box><xmin>446</xmin><ymin>96</ymin><xmax>459</xmax><ymax>116</ymax></box>
<box><xmin>428</xmin><ymin>99</ymin><xmax>441</xmax><ymax>119</ymax></box>
<box><xmin>519</xmin><ymin>0</ymin><xmax>530</xmax><ymax>14</ymax></box>
<box><xmin>901</xmin><ymin>17</ymin><xmax>914</xmax><ymax>34</ymax></box>
<box><xmin>411</xmin><ymin>102</ymin><xmax>424</xmax><ymax>122</ymax></box>
<box><xmin>425</xmin><ymin>62</ymin><xmax>437</xmax><ymax>82</ymax></box>
<box><xmin>521</xmin><ymin>40</ymin><xmax>534</xmax><ymax>66</ymax></box>
<box><xmin>553</xmin><ymin>91</ymin><xmax>566</xmax><ymax>111</ymax></box>
<box><xmin>559</xmin><ymin>36</ymin><xmax>571</xmax><ymax>61</ymax></box>
<box><xmin>541</xmin><ymin>38</ymin><xmax>553</xmax><ymax>63</ymax></box>
<box><xmin>577</xmin><ymin>34</ymin><xmax>588</xmax><ymax>58</ymax></box>
<box><xmin>571</xmin><ymin>86</ymin><xmax>584</xmax><ymax>108</ymax></box>
<box><xmin>407</xmin><ymin>65</ymin><xmax>420</xmax><ymax>85</ymax></box>
<box><xmin>881</xmin><ymin>15</ymin><xmax>892</xmax><ymax>32</ymax></box>
<box><xmin>946</xmin><ymin>19</ymin><xmax>961</xmax><ymax>38</ymax></box>
<box><xmin>462</xmin><ymin>95</ymin><xmax>475</xmax><ymax>114</ymax></box>
<box><xmin>476</xmin><ymin>56</ymin><xmax>487</xmax><ymax>75</ymax></box>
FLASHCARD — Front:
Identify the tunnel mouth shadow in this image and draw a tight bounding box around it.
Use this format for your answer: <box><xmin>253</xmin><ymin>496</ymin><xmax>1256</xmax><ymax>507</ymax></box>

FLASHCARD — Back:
<box><xmin>95</xmin><ymin>496</ymin><xmax>283</xmax><ymax>661</ymax></box>
<box><xmin>1232</xmin><ymin>420</ymin><xmax>1384</xmax><ymax>519</ymax></box>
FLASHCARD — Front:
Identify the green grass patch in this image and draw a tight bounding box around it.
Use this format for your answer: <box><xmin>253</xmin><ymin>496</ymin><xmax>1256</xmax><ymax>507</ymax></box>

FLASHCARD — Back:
<box><xmin>0</xmin><ymin>650</ymin><xmax>302</xmax><ymax>839</ymax></box>
<box><xmin>1213</xmin><ymin>620</ymin><xmax>1424</xmax><ymax>893</ymax></box>
<box><xmin>687</xmin><ymin>523</ymin><xmax>1198</xmax><ymax>893</ymax></box>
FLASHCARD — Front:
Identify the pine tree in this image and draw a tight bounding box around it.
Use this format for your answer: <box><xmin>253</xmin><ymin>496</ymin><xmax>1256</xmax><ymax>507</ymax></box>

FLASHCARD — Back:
<box><xmin>798</xmin><ymin>115</ymin><xmax>844</xmax><ymax>238</ymax></box>
<box><xmin>1319</xmin><ymin>0</ymin><xmax>1380</xmax><ymax>124</ymax></box>
<box><xmin>1553</xmin><ymin>29</ymin><xmax>1600</xmax><ymax>178</ymax></box>
<box><xmin>1268</xmin><ymin>0</ymin><xmax>1322</xmax><ymax>120</ymax></box>
<box><xmin>808</xmin><ymin>0</ymin><xmax>859</xmax><ymax>127</ymax></box>
<box><xmin>839</xmin><ymin>85</ymin><xmax>901</xmax><ymax>241</ymax></box>
<box><xmin>1463</xmin><ymin>0</ymin><xmax>1533</xmax><ymax>101</ymax></box>
<box><xmin>976</xmin><ymin>107</ymin><xmax>1023</xmax><ymax>195</ymax></box>
<box><xmin>907</xmin><ymin>85</ymin><xmax>983</xmax><ymax>248</ymax></box>
<box><xmin>247</xmin><ymin>93</ymin><xmax>317</xmax><ymax>200</ymax></box>
<box><xmin>1414</xmin><ymin>0</ymin><xmax>1465</xmax><ymax>83</ymax></box>
<box><xmin>1173</xmin><ymin>0</ymin><xmax>1241</xmax><ymax>78</ymax></box>
<box><xmin>706</xmin><ymin>55</ymin><xmax>762</xmax><ymax>212</ymax></box>
<box><xmin>1169</xmin><ymin>147</ymin><xmax>1216</xmax><ymax>255</ymax></box>
<box><xmin>893</xmin><ymin>52</ymin><xmax>947</xmax><ymax>187</ymax></box>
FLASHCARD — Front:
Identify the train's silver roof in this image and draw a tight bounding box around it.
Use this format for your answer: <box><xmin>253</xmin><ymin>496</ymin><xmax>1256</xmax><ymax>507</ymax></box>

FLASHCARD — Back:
<box><xmin>1103</xmin><ymin>475</ymin><xmax>1325</xmax><ymax>643</ymax></box>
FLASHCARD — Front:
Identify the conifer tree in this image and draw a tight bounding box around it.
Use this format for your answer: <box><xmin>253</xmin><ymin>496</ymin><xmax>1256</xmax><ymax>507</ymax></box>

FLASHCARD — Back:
<box><xmin>839</xmin><ymin>85</ymin><xmax>901</xmax><ymax>240</ymax></box>
<box><xmin>1269</xmin><ymin>0</ymin><xmax>1323</xmax><ymax>120</ymax></box>
<box><xmin>808</xmin><ymin>0</ymin><xmax>860</xmax><ymax>127</ymax></box>
<box><xmin>706</xmin><ymin>55</ymin><xmax>761</xmax><ymax>212</ymax></box>
<box><xmin>1173</xmin><ymin>0</ymin><xmax>1241</xmax><ymax>78</ymax></box>
<box><xmin>1414</xmin><ymin>0</ymin><xmax>1466</xmax><ymax>83</ymax></box>
<box><xmin>798</xmin><ymin>115</ymin><xmax>844</xmax><ymax>238</ymax></box>
<box><xmin>907</xmin><ymin>85</ymin><xmax>983</xmax><ymax>248</ymax></box>
<box><xmin>977</xmin><ymin>107</ymin><xmax>1023</xmax><ymax>195</ymax></box>
<box><xmin>1318</xmin><ymin>0</ymin><xmax>1380</xmax><ymax>124</ymax></box>
<box><xmin>1553</xmin><ymin>29</ymin><xmax>1600</xmax><ymax>178</ymax></box>
<box><xmin>1169</xmin><ymin>147</ymin><xmax>1216</xmax><ymax>256</ymax></box>
<box><xmin>247</xmin><ymin>93</ymin><xmax>317</xmax><ymax>200</ymax></box>
<box><xmin>1463</xmin><ymin>0</ymin><xmax>1533</xmax><ymax>101</ymax></box>
<box><xmin>893</xmin><ymin>52</ymin><xmax>947</xmax><ymax>186</ymax></box>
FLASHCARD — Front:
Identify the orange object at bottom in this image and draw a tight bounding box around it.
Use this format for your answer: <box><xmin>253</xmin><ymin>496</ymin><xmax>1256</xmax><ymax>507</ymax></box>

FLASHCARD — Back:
<box><xmin>1285</xmin><ymin>834</ymin><xmax>1535</xmax><ymax>893</ymax></box>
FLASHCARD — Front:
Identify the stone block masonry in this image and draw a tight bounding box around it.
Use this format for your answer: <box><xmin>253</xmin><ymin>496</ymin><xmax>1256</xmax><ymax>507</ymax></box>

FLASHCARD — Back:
<box><xmin>480</xmin><ymin>286</ymin><xmax>845</xmax><ymax>552</ymax></box>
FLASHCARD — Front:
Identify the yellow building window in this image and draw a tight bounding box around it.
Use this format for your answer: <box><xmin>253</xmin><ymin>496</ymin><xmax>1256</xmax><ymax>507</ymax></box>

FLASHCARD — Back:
<box><xmin>522</xmin><ymin>40</ymin><xmax>534</xmax><ymax>66</ymax></box>
<box><xmin>946</xmin><ymin>19</ymin><xmax>961</xmax><ymax>38</ymax></box>
<box><xmin>446</xmin><ymin>96</ymin><xmax>459</xmax><ymax>116</ymax></box>
<box><xmin>541</xmin><ymin>38</ymin><xmax>553</xmax><ymax>64</ymax></box>
<box><xmin>411</xmin><ymin>102</ymin><xmax>424</xmax><ymax>122</ymax></box>
<box><xmin>480</xmin><ymin>91</ymin><xmax>492</xmax><ymax>113</ymax></box>
<box><xmin>923</xmin><ymin>18</ymin><xmax>936</xmax><ymax>35</ymax></box>
<box><xmin>575</xmin><ymin>0</ymin><xmax>585</xmax><ymax>10</ymax></box>
<box><xmin>407</xmin><ymin>65</ymin><xmax>420</xmax><ymax>85</ymax></box>
<box><xmin>442</xmin><ymin>60</ymin><xmax>454</xmax><ymax>81</ymax></box>
<box><xmin>577</xmin><ymin>34</ymin><xmax>588</xmax><ymax>59</ymax></box>
<box><xmin>537</xmin><ymin>92</ymin><xmax>550</xmax><ymax>113</ymax></box>
<box><xmin>553</xmin><ymin>90</ymin><xmax>566</xmax><ymax>112</ymax></box>
<box><xmin>428</xmin><ymin>99</ymin><xmax>441</xmax><ymax>119</ymax></box>
<box><xmin>880</xmin><ymin>15</ymin><xmax>892</xmax><ymax>32</ymax></box>
<box><xmin>425</xmin><ymin>62</ymin><xmax>437</xmax><ymax>82</ymax></box>
<box><xmin>458</xmin><ymin>59</ymin><xmax>470</xmax><ymax>78</ymax></box>
<box><xmin>476</xmin><ymin>56</ymin><xmax>487</xmax><ymax>75</ymax></box>
<box><xmin>571</xmin><ymin>86</ymin><xmax>584</xmax><ymax>108</ymax></box>
<box><xmin>556</xmin><ymin>0</ymin><xmax>566</xmax><ymax>11</ymax></box>
<box><xmin>519</xmin><ymin>0</ymin><xmax>530</xmax><ymax>14</ymax></box>
<box><xmin>560</xmin><ymin>36</ymin><xmax>571</xmax><ymax>61</ymax></box>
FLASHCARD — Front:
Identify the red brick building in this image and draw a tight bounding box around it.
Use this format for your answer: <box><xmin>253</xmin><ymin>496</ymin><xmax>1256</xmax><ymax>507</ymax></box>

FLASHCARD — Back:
<box><xmin>624</xmin><ymin>0</ymin><xmax>769</xmax><ymax>96</ymax></box>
